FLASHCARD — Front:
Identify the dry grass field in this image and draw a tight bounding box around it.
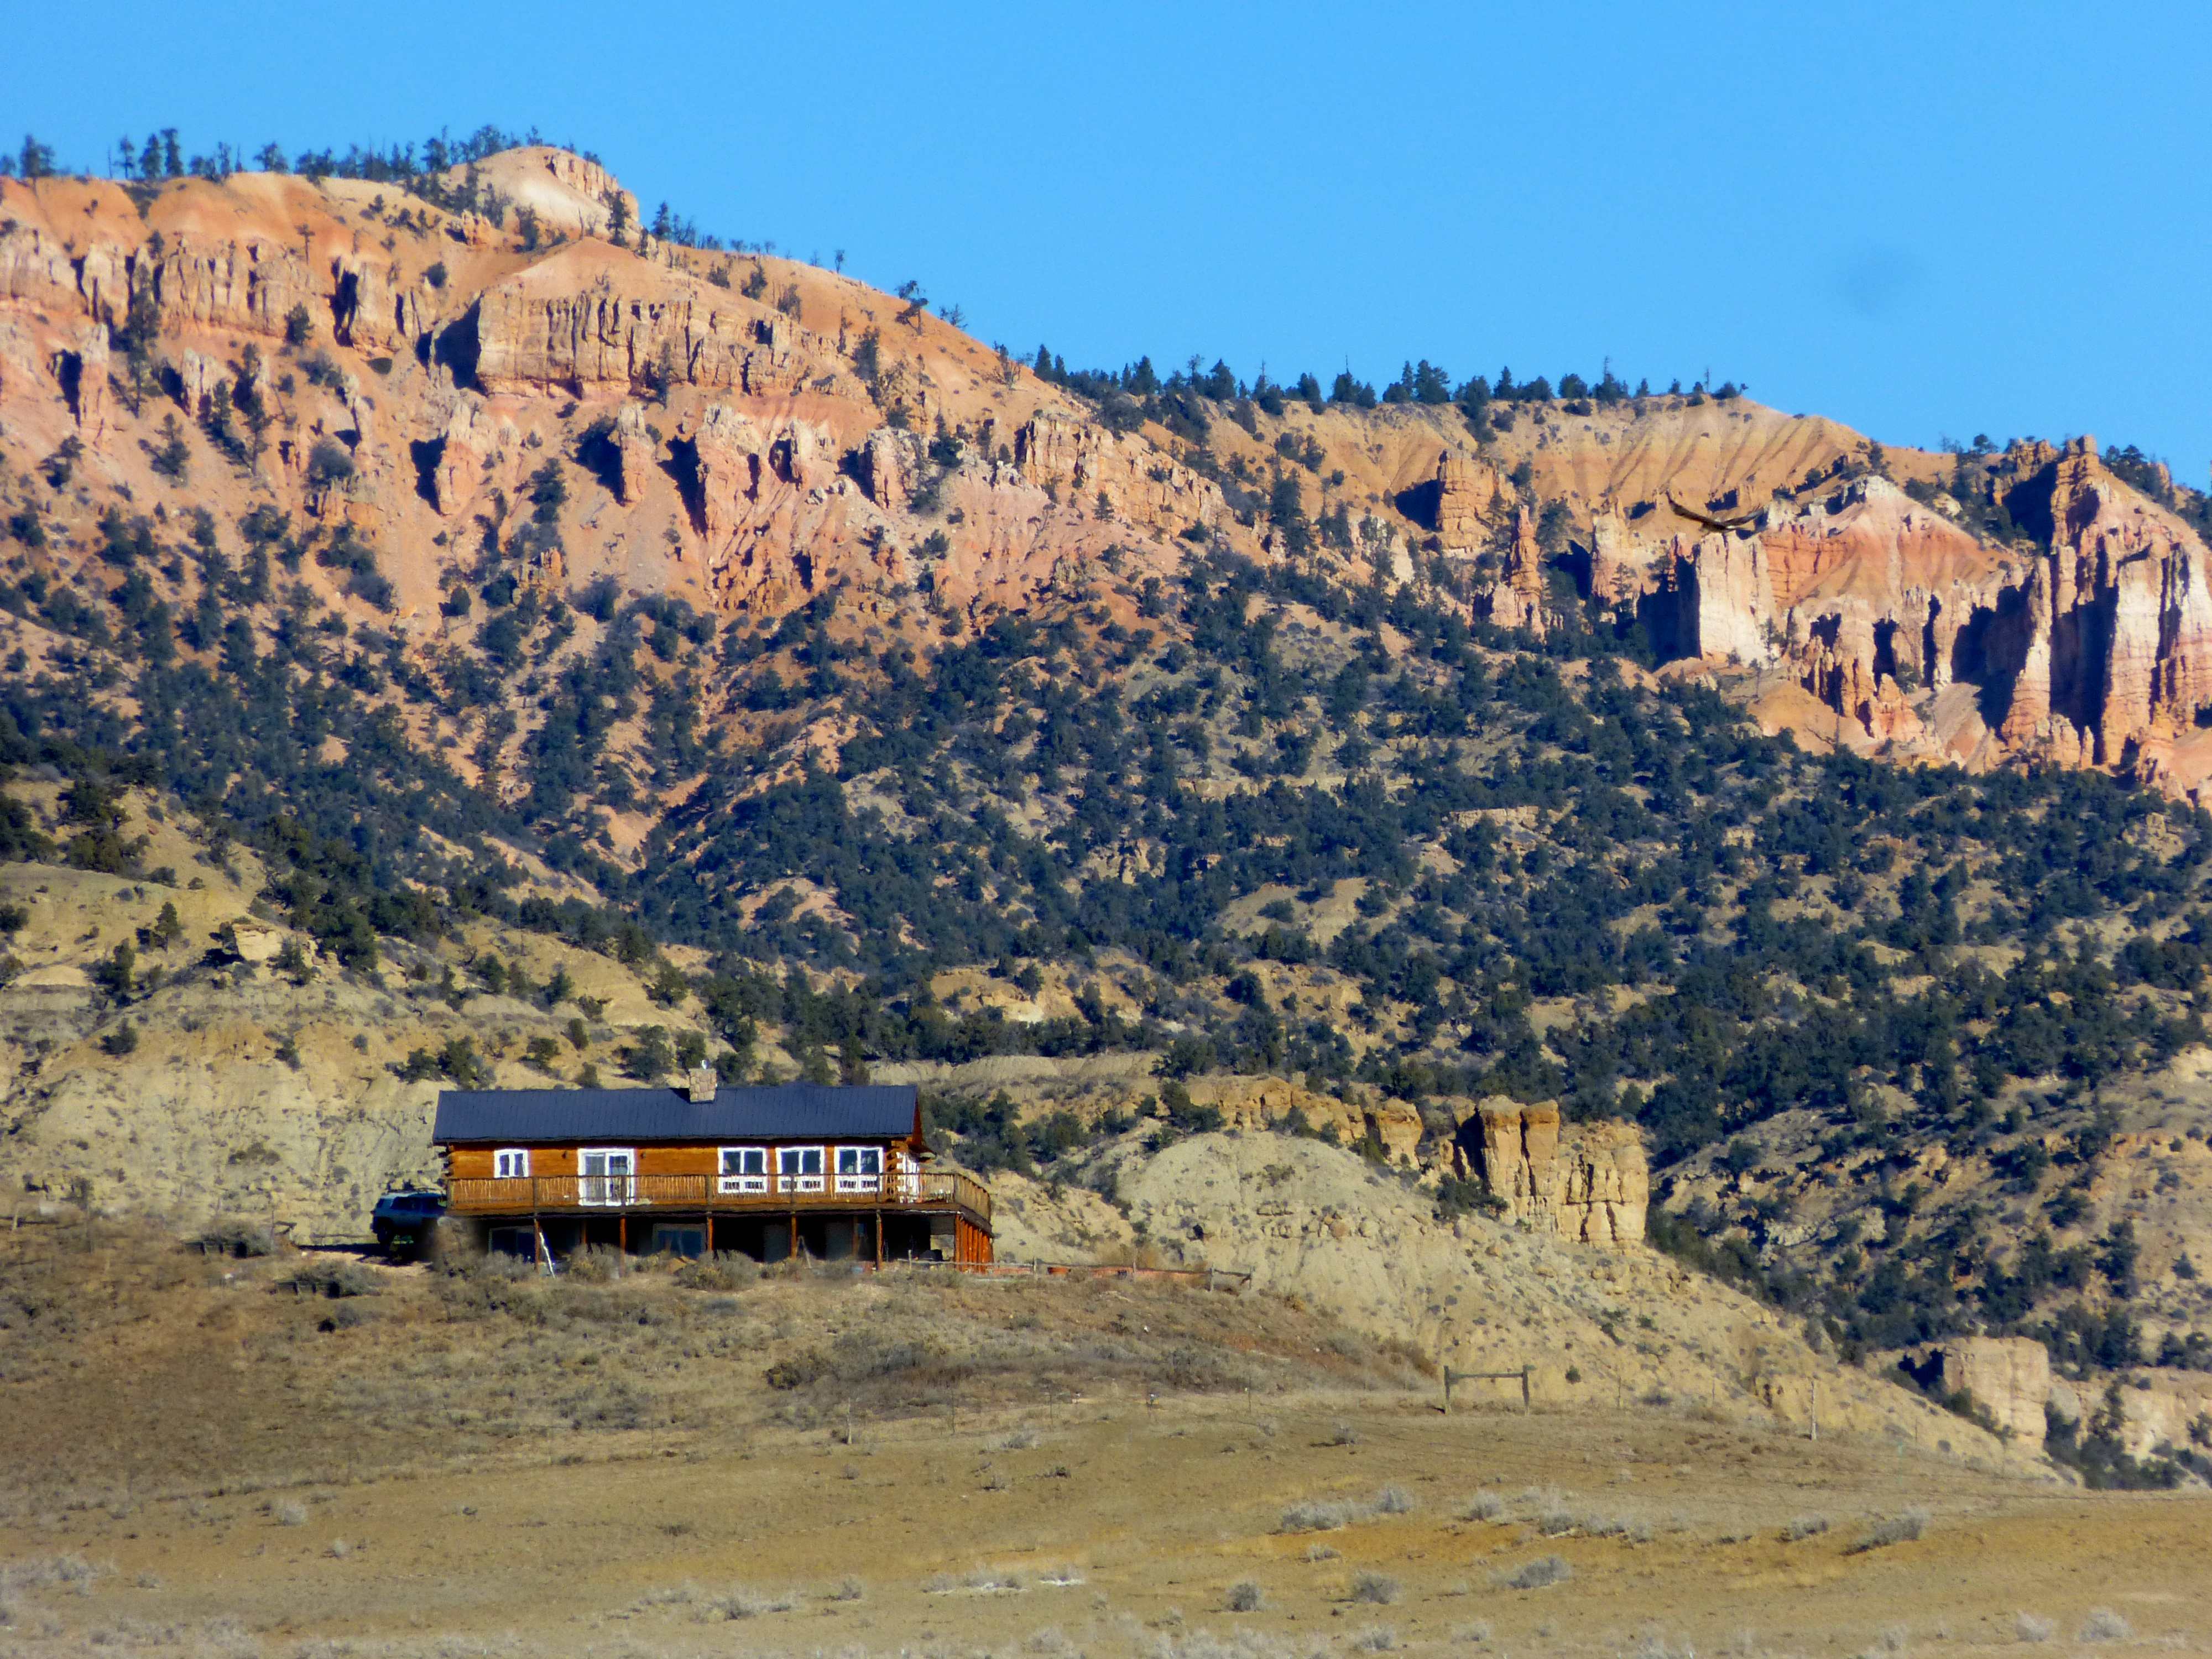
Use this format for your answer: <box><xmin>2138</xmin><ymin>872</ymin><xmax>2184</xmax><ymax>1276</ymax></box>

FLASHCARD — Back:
<box><xmin>1</xmin><ymin>1216</ymin><xmax>2207</xmax><ymax>1658</ymax></box>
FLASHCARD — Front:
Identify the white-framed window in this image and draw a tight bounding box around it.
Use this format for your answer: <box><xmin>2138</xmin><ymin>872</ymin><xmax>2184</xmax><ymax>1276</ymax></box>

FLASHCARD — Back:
<box><xmin>579</xmin><ymin>1147</ymin><xmax>636</xmax><ymax>1206</ymax></box>
<box><xmin>835</xmin><ymin>1145</ymin><xmax>883</xmax><ymax>1193</ymax></box>
<box><xmin>778</xmin><ymin>1145</ymin><xmax>826</xmax><ymax>1194</ymax></box>
<box><xmin>718</xmin><ymin>1145</ymin><xmax>769</xmax><ymax>1194</ymax></box>
<box><xmin>494</xmin><ymin>1148</ymin><xmax>530</xmax><ymax>1180</ymax></box>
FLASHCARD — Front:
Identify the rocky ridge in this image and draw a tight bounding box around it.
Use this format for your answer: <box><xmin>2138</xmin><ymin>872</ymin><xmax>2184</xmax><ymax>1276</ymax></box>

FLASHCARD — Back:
<box><xmin>1663</xmin><ymin>1050</ymin><xmax>2212</xmax><ymax>1466</ymax></box>
<box><xmin>0</xmin><ymin>160</ymin><xmax>1232</xmax><ymax>646</ymax></box>
<box><xmin>12</xmin><ymin>149</ymin><xmax>2212</xmax><ymax>807</ymax></box>
<box><xmin>0</xmin><ymin>780</ymin><xmax>734</xmax><ymax>1235</ymax></box>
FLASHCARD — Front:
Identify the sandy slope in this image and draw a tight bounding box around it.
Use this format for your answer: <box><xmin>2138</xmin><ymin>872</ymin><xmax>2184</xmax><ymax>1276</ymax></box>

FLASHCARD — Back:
<box><xmin>993</xmin><ymin>1131</ymin><xmax>2041</xmax><ymax>1470</ymax></box>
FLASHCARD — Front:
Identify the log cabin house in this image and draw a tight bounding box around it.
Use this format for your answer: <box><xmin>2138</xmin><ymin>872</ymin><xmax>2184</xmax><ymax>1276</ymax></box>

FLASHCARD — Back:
<box><xmin>432</xmin><ymin>1071</ymin><xmax>992</xmax><ymax>1266</ymax></box>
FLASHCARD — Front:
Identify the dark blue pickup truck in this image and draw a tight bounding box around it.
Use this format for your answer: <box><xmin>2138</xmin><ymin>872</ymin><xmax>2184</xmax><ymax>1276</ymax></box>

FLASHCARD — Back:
<box><xmin>370</xmin><ymin>1190</ymin><xmax>445</xmax><ymax>1256</ymax></box>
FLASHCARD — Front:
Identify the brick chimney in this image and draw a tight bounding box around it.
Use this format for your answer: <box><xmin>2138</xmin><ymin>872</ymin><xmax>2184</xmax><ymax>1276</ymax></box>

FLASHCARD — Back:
<box><xmin>687</xmin><ymin>1065</ymin><xmax>718</xmax><ymax>1104</ymax></box>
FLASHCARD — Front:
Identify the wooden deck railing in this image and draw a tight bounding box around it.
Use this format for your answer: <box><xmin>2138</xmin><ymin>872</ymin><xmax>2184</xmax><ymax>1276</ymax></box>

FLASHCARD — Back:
<box><xmin>445</xmin><ymin>1168</ymin><xmax>991</xmax><ymax>1226</ymax></box>
<box><xmin>919</xmin><ymin>1170</ymin><xmax>992</xmax><ymax>1222</ymax></box>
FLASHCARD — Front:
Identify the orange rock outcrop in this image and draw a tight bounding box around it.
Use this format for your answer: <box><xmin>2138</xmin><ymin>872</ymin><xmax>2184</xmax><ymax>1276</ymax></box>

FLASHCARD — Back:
<box><xmin>0</xmin><ymin>160</ymin><xmax>1256</xmax><ymax>649</ymax></box>
<box><xmin>1454</xmin><ymin>1099</ymin><xmax>1648</xmax><ymax>1247</ymax></box>
<box><xmin>9</xmin><ymin>153</ymin><xmax>2212</xmax><ymax>801</ymax></box>
<box><xmin>1445</xmin><ymin>434</ymin><xmax>2212</xmax><ymax>796</ymax></box>
<box><xmin>1436</xmin><ymin>452</ymin><xmax>1509</xmax><ymax>550</ymax></box>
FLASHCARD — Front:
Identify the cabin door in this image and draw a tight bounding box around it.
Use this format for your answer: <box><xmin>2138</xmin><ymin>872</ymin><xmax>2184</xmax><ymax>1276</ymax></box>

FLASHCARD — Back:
<box><xmin>580</xmin><ymin>1148</ymin><xmax>635</xmax><ymax>1207</ymax></box>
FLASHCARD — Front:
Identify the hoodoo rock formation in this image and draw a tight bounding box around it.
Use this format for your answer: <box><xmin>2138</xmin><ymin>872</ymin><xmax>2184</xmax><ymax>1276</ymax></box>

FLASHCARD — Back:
<box><xmin>58</xmin><ymin>319</ymin><xmax>110</xmax><ymax>441</ymax></box>
<box><xmin>1160</xmin><ymin>1079</ymin><xmax>1647</xmax><ymax>1246</ymax></box>
<box><xmin>1488</xmin><ymin>507</ymin><xmax>1551</xmax><ymax>638</ymax></box>
<box><xmin>427</xmin><ymin>398</ymin><xmax>517</xmax><ymax>518</ymax></box>
<box><xmin>1995</xmin><ymin>440</ymin><xmax>2212</xmax><ymax>776</ymax></box>
<box><xmin>1435</xmin><ymin>452</ymin><xmax>1511</xmax><ymax>550</ymax></box>
<box><xmin>608</xmin><ymin>400</ymin><xmax>653</xmax><ymax>504</ymax></box>
<box><xmin>1426</xmin><ymin>430</ymin><xmax>2212</xmax><ymax>797</ymax></box>
<box><xmin>1455</xmin><ymin>1098</ymin><xmax>1650</xmax><ymax>1247</ymax></box>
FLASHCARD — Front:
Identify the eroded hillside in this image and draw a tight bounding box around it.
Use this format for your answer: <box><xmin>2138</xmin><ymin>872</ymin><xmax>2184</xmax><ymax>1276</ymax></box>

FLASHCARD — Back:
<box><xmin>4</xmin><ymin>142</ymin><xmax>2212</xmax><ymax>1485</ymax></box>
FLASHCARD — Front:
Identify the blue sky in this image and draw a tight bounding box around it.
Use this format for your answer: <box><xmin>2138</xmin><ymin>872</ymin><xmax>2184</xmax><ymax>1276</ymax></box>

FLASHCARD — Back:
<box><xmin>8</xmin><ymin>1</ymin><xmax>2210</xmax><ymax>478</ymax></box>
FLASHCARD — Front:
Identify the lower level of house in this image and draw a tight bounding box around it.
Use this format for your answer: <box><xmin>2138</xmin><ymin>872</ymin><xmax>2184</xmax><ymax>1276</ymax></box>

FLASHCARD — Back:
<box><xmin>456</xmin><ymin>1206</ymin><xmax>993</xmax><ymax>1267</ymax></box>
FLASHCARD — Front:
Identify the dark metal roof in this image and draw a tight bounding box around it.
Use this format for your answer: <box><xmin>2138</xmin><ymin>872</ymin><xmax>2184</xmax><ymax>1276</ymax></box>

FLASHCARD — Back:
<box><xmin>431</xmin><ymin>1083</ymin><xmax>920</xmax><ymax>1145</ymax></box>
